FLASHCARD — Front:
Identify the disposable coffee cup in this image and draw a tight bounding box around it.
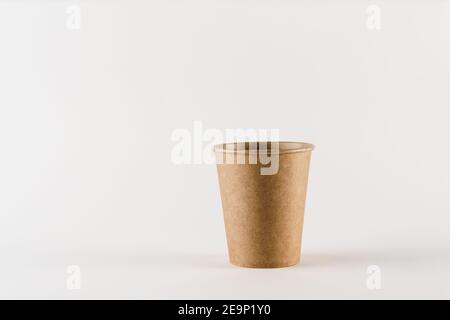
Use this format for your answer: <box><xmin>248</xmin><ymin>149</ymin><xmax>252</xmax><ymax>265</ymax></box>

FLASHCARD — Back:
<box><xmin>214</xmin><ymin>141</ymin><xmax>314</xmax><ymax>268</ymax></box>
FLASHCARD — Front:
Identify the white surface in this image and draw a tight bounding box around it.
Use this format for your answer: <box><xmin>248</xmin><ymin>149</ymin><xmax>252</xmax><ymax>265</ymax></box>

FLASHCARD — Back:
<box><xmin>1</xmin><ymin>1</ymin><xmax>450</xmax><ymax>299</ymax></box>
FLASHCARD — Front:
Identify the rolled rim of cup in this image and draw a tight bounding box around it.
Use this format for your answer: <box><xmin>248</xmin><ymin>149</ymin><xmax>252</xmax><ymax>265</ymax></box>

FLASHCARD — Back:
<box><xmin>214</xmin><ymin>141</ymin><xmax>315</xmax><ymax>155</ymax></box>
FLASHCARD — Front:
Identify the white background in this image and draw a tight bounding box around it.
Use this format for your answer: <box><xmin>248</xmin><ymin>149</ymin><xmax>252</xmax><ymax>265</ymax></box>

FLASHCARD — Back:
<box><xmin>1</xmin><ymin>0</ymin><xmax>450</xmax><ymax>299</ymax></box>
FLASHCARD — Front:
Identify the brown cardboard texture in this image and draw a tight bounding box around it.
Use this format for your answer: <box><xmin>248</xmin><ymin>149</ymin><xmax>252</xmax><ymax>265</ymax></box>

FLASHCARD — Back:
<box><xmin>215</xmin><ymin>141</ymin><xmax>314</xmax><ymax>268</ymax></box>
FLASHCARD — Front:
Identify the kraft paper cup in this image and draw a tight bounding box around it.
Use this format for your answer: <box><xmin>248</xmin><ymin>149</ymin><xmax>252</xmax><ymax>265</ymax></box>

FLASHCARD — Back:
<box><xmin>215</xmin><ymin>141</ymin><xmax>314</xmax><ymax>268</ymax></box>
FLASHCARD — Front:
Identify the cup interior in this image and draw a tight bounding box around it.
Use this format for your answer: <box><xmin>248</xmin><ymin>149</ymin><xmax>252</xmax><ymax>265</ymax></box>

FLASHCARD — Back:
<box><xmin>214</xmin><ymin>141</ymin><xmax>314</xmax><ymax>154</ymax></box>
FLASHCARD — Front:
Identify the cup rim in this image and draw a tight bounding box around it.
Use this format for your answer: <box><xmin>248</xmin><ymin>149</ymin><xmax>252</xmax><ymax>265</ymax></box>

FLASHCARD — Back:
<box><xmin>214</xmin><ymin>141</ymin><xmax>315</xmax><ymax>154</ymax></box>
